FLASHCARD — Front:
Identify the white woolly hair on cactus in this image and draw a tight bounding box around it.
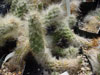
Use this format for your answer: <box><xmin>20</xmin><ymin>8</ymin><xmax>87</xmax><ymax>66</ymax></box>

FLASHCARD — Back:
<box><xmin>0</xmin><ymin>14</ymin><xmax>22</xmax><ymax>46</ymax></box>
<box><xmin>1</xmin><ymin>14</ymin><xmax>21</xmax><ymax>26</ymax></box>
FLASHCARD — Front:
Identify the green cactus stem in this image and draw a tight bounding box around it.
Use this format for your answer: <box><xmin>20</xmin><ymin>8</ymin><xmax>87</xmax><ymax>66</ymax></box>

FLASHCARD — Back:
<box><xmin>43</xmin><ymin>4</ymin><xmax>65</xmax><ymax>27</ymax></box>
<box><xmin>28</xmin><ymin>11</ymin><xmax>45</xmax><ymax>53</ymax></box>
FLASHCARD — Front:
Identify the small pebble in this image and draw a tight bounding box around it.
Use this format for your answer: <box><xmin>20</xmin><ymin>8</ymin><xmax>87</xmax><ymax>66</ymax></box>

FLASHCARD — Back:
<box><xmin>81</xmin><ymin>67</ymin><xmax>85</xmax><ymax>71</ymax></box>
<box><xmin>85</xmin><ymin>67</ymin><xmax>90</xmax><ymax>71</ymax></box>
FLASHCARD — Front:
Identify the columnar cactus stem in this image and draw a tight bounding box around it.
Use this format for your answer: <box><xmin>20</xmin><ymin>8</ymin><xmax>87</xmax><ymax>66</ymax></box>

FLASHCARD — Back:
<box><xmin>53</xmin><ymin>20</ymin><xmax>75</xmax><ymax>44</ymax></box>
<box><xmin>43</xmin><ymin>4</ymin><xmax>65</xmax><ymax>27</ymax></box>
<box><xmin>15</xmin><ymin>28</ymin><xmax>30</xmax><ymax>66</ymax></box>
<box><xmin>67</xmin><ymin>15</ymin><xmax>77</xmax><ymax>28</ymax></box>
<box><xmin>28</xmin><ymin>11</ymin><xmax>46</xmax><ymax>53</ymax></box>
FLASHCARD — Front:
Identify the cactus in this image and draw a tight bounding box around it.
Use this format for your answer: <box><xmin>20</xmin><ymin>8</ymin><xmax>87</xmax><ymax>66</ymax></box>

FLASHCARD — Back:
<box><xmin>43</xmin><ymin>4</ymin><xmax>79</xmax><ymax>45</ymax></box>
<box><xmin>10</xmin><ymin>0</ymin><xmax>45</xmax><ymax>18</ymax></box>
<box><xmin>52</xmin><ymin>46</ymin><xmax>79</xmax><ymax>58</ymax></box>
<box><xmin>26</xmin><ymin>9</ymin><xmax>81</xmax><ymax>73</ymax></box>
<box><xmin>27</xmin><ymin>9</ymin><xmax>82</xmax><ymax>74</ymax></box>
<box><xmin>42</xmin><ymin>4</ymin><xmax>81</xmax><ymax>57</ymax></box>
<box><xmin>10</xmin><ymin>0</ymin><xmax>28</xmax><ymax>18</ymax></box>
<box><xmin>0</xmin><ymin>14</ymin><xmax>21</xmax><ymax>46</ymax></box>
<box><xmin>51</xmin><ymin>20</ymin><xmax>78</xmax><ymax>56</ymax></box>
<box><xmin>46</xmin><ymin>55</ymin><xmax>82</xmax><ymax>73</ymax></box>
<box><xmin>65</xmin><ymin>46</ymin><xmax>79</xmax><ymax>58</ymax></box>
<box><xmin>0</xmin><ymin>1</ymin><xmax>94</xmax><ymax>75</ymax></box>
<box><xmin>53</xmin><ymin>20</ymin><xmax>75</xmax><ymax>44</ymax></box>
<box><xmin>28</xmin><ymin>11</ymin><xmax>46</xmax><ymax>53</ymax></box>
<box><xmin>67</xmin><ymin>14</ymin><xmax>77</xmax><ymax>29</ymax></box>
<box><xmin>43</xmin><ymin>4</ymin><xmax>65</xmax><ymax>27</ymax></box>
<box><xmin>2</xmin><ymin>16</ymin><xmax>30</xmax><ymax>72</ymax></box>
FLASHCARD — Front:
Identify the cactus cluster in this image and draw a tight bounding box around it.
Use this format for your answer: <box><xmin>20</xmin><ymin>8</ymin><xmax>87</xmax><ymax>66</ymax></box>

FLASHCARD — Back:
<box><xmin>0</xmin><ymin>0</ymin><xmax>94</xmax><ymax>75</ymax></box>
<box><xmin>27</xmin><ymin>3</ymin><xmax>83</xmax><ymax>74</ymax></box>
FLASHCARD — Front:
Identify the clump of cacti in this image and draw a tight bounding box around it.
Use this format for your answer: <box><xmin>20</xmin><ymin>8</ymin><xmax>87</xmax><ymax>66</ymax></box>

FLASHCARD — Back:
<box><xmin>27</xmin><ymin>3</ymin><xmax>85</xmax><ymax>74</ymax></box>
<box><xmin>0</xmin><ymin>0</ymin><xmax>97</xmax><ymax>75</ymax></box>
